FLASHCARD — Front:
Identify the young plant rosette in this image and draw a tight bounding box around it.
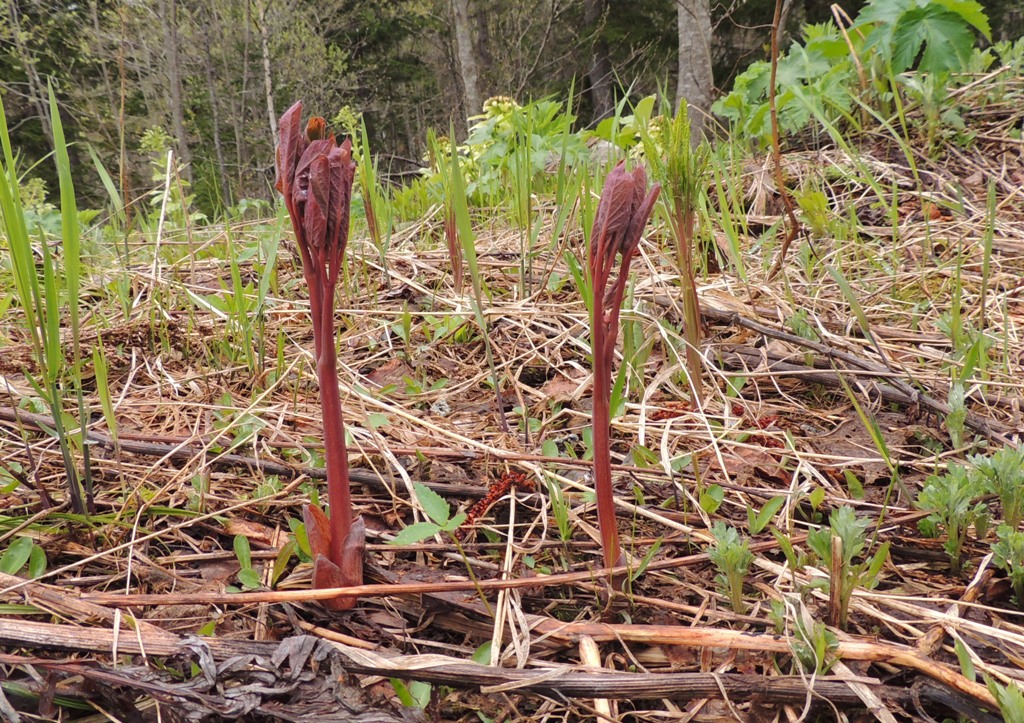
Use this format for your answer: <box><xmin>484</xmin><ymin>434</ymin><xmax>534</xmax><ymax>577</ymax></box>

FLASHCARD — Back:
<box><xmin>276</xmin><ymin>101</ymin><xmax>364</xmax><ymax>610</ymax></box>
<box><xmin>589</xmin><ymin>162</ymin><xmax>660</xmax><ymax>582</ymax></box>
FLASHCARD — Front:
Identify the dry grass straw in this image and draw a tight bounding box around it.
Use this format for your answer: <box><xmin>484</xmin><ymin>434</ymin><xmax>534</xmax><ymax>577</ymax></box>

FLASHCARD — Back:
<box><xmin>1</xmin><ymin>81</ymin><xmax>1024</xmax><ymax>720</ymax></box>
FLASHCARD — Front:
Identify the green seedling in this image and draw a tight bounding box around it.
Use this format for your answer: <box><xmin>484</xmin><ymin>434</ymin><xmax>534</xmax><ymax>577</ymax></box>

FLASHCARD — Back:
<box><xmin>970</xmin><ymin>446</ymin><xmax>1024</xmax><ymax>530</ymax></box>
<box><xmin>0</xmin><ymin>536</ymin><xmax>46</xmax><ymax>579</ymax></box>
<box><xmin>545</xmin><ymin>476</ymin><xmax>573</xmax><ymax>545</ymax></box>
<box><xmin>806</xmin><ymin>506</ymin><xmax>890</xmax><ymax>630</ymax></box>
<box><xmin>699</xmin><ymin>484</ymin><xmax>724</xmax><ymax>515</ymax></box>
<box><xmin>708</xmin><ymin>522</ymin><xmax>754</xmax><ymax>614</ymax></box>
<box><xmin>0</xmin><ymin>89</ymin><xmax>94</xmax><ymax>514</ymax></box>
<box><xmin>388</xmin><ymin>483</ymin><xmax>467</xmax><ymax>545</ymax></box>
<box><xmin>390</xmin><ymin>678</ymin><xmax>431</xmax><ymax>709</ymax></box>
<box><xmin>641</xmin><ymin>102</ymin><xmax>706</xmax><ymax>404</ymax></box>
<box><xmin>987</xmin><ymin>676</ymin><xmax>1024</xmax><ymax>721</ymax></box>
<box><xmin>992</xmin><ymin>525</ymin><xmax>1024</xmax><ymax>608</ymax></box>
<box><xmin>792</xmin><ymin>609</ymin><xmax>839</xmax><ymax>677</ymax></box>
<box><xmin>946</xmin><ymin>381</ymin><xmax>968</xmax><ymax>450</ymax></box>
<box><xmin>232</xmin><ymin>534</ymin><xmax>261</xmax><ymax>590</ymax></box>
<box><xmin>747</xmin><ymin>496</ymin><xmax>786</xmax><ymax>535</ymax></box>
<box><xmin>916</xmin><ymin>464</ymin><xmax>989</xmax><ymax>575</ymax></box>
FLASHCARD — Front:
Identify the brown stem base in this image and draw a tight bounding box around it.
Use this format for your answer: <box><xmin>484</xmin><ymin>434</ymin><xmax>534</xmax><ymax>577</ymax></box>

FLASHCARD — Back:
<box><xmin>302</xmin><ymin>504</ymin><xmax>365</xmax><ymax>611</ymax></box>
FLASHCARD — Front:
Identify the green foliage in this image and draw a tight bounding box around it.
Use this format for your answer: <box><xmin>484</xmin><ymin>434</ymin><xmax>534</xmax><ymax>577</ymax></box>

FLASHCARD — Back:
<box><xmin>713</xmin><ymin>0</ymin><xmax>992</xmax><ymax>147</ymax></box>
<box><xmin>747</xmin><ymin>496</ymin><xmax>786</xmax><ymax>535</ymax></box>
<box><xmin>388</xmin><ymin>483</ymin><xmax>467</xmax><ymax>546</ymax></box>
<box><xmin>791</xmin><ymin>609</ymin><xmax>839</xmax><ymax>675</ymax></box>
<box><xmin>712</xmin><ymin>23</ymin><xmax>856</xmax><ymax>147</ymax></box>
<box><xmin>986</xmin><ymin>676</ymin><xmax>1024</xmax><ymax>721</ymax></box>
<box><xmin>806</xmin><ymin>507</ymin><xmax>890</xmax><ymax>629</ymax></box>
<box><xmin>233</xmin><ymin>534</ymin><xmax>262</xmax><ymax>590</ymax></box>
<box><xmin>969</xmin><ymin>446</ymin><xmax>1024</xmax><ymax>530</ymax></box>
<box><xmin>708</xmin><ymin>522</ymin><xmax>754</xmax><ymax>614</ymax></box>
<box><xmin>945</xmin><ymin>381</ymin><xmax>968</xmax><ymax>449</ymax></box>
<box><xmin>852</xmin><ymin>0</ymin><xmax>990</xmax><ymax>74</ymax></box>
<box><xmin>0</xmin><ymin>90</ymin><xmax>93</xmax><ymax>514</ymax></box>
<box><xmin>429</xmin><ymin>96</ymin><xmax>586</xmax><ymax>208</ymax></box>
<box><xmin>0</xmin><ymin>536</ymin><xmax>46</xmax><ymax>578</ymax></box>
<box><xmin>390</xmin><ymin>678</ymin><xmax>431</xmax><ymax>709</ymax></box>
<box><xmin>992</xmin><ymin>526</ymin><xmax>1024</xmax><ymax>608</ymax></box>
<box><xmin>916</xmin><ymin>464</ymin><xmax>988</xmax><ymax>574</ymax></box>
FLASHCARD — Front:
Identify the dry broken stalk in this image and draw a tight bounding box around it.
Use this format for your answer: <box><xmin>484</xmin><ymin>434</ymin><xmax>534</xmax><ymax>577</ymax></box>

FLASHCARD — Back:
<box><xmin>276</xmin><ymin>100</ymin><xmax>364</xmax><ymax>610</ymax></box>
<box><xmin>588</xmin><ymin>162</ymin><xmax>660</xmax><ymax>581</ymax></box>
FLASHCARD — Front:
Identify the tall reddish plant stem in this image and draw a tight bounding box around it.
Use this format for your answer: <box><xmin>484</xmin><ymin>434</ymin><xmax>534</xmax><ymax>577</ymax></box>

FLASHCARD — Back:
<box><xmin>588</xmin><ymin>162</ymin><xmax>660</xmax><ymax>577</ymax></box>
<box><xmin>276</xmin><ymin>101</ymin><xmax>362</xmax><ymax>608</ymax></box>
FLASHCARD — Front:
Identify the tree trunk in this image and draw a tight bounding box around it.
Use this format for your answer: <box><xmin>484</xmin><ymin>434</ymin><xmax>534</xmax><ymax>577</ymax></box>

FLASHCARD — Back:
<box><xmin>675</xmin><ymin>0</ymin><xmax>714</xmax><ymax>143</ymax></box>
<box><xmin>6</xmin><ymin>0</ymin><xmax>53</xmax><ymax>146</ymax></box>
<box><xmin>200</xmin><ymin>17</ymin><xmax>230</xmax><ymax>207</ymax></box>
<box><xmin>158</xmin><ymin>0</ymin><xmax>192</xmax><ymax>181</ymax></box>
<box><xmin>236</xmin><ymin>1</ymin><xmax>252</xmax><ymax>191</ymax></box>
<box><xmin>584</xmin><ymin>0</ymin><xmax>613</xmax><ymax>122</ymax></box>
<box><xmin>257</xmin><ymin>0</ymin><xmax>277</xmax><ymax>142</ymax></box>
<box><xmin>450</xmin><ymin>0</ymin><xmax>481</xmax><ymax>122</ymax></box>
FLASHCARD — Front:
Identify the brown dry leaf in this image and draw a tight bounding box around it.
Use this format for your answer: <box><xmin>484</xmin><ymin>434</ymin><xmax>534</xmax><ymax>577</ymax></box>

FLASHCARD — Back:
<box><xmin>199</xmin><ymin>560</ymin><xmax>240</xmax><ymax>582</ymax></box>
<box><xmin>363</xmin><ymin>358</ymin><xmax>414</xmax><ymax>389</ymax></box>
<box><xmin>540</xmin><ymin>370</ymin><xmax>587</xmax><ymax>402</ymax></box>
<box><xmin>223</xmin><ymin>519</ymin><xmax>279</xmax><ymax>546</ymax></box>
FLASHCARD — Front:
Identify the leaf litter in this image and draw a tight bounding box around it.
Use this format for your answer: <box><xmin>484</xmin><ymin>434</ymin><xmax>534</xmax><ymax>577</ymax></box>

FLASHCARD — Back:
<box><xmin>1</xmin><ymin>81</ymin><xmax>1024</xmax><ymax>721</ymax></box>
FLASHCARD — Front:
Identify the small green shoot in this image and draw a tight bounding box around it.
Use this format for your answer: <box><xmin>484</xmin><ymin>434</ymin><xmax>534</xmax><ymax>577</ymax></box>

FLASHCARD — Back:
<box><xmin>699</xmin><ymin>484</ymin><xmax>724</xmax><ymax>515</ymax></box>
<box><xmin>0</xmin><ymin>537</ymin><xmax>46</xmax><ymax>579</ymax></box>
<box><xmin>747</xmin><ymin>496</ymin><xmax>786</xmax><ymax>535</ymax></box>
<box><xmin>992</xmin><ymin>526</ymin><xmax>1024</xmax><ymax>608</ymax></box>
<box><xmin>390</xmin><ymin>678</ymin><xmax>431</xmax><ymax>709</ymax></box>
<box><xmin>986</xmin><ymin>676</ymin><xmax>1024</xmax><ymax>721</ymax></box>
<box><xmin>916</xmin><ymin>464</ymin><xmax>988</xmax><ymax>575</ymax></box>
<box><xmin>806</xmin><ymin>506</ymin><xmax>889</xmax><ymax>630</ymax></box>
<box><xmin>946</xmin><ymin>381</ymin><xmax>968</xmax><ymax>449</ymax></box>
<box><xmin>388</xmin><ymin>483</ymin><xmax>467</xmax><ymax>545</ymax></box>
<box><xmin>970</xmin><ymin>446</ymin><xmax>1024</xmax><ymax>530</ymax></box>
<box><xmin>233</xmin><ymin>534</ymin><xmax>261</xmax><ymax>590</ymax></box>
<box><xmin>708</xmin><ymin>522</ymin><xmax>753</xmax><ymax>614</ymax></box>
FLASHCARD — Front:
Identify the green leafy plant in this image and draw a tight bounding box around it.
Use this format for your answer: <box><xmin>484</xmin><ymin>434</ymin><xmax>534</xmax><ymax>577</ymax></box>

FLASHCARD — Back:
<box><xmin>388</xmin><ymin>483</ymin><xmax>467</xmax><ymax>545</ymax></box>
<box><xmin>276</xmin><ymin>101</ymin><xmax>364</xmax><ymax>610</ymax></box>
<box><xmin>0</xmin><ymin>536</ymin><xmax>46</xmax><ymax>579</ymax></box>
<box><xmin>792</xmin><ymin>608</ymin><xmax>839</xmax><ymax>676</ymax></box>
<box><xmin>233</xmin><ymin>534</ymin><xmax>262</xmax><ymax>590</ymax></box>
<box><xmin>916</xmin><ymin>464</ymin><xmax>989</xmax><ymax>574</ymax></box>
<box><xmin>852</xmin><ymin>0</ymin><xmax>991</xmax><ymax>75</ymax></box>
<box><xmin>586</xmin><ymin>162</ymin><xmax>660</xmax><ymax>582</ymax></box>
<box><xmin>806</xmin><ymin>506</ymin><xmax>890</xmax><ymax>630</ymax></box>
<box><xmin>970</xmin><ymin>446</ymin><xmax>1024</xmax><ymax>530</ymax></box>
<box><xmin>992</xmin><ymin>526</ymin><xmax>1024</xmax><ymax>608</ymax></box>
<box><xmin>747</xmin><ymin>496</ymin><xmax>786</xmax><ymax>535</ymax></box>
<box><xmin>641</xmin><ymin>101</ymin><xmax>707</xmax><ymax>403</ymax></box>
<box><xmin>713</xmin><ymin>1</ymin><xmax>991</xmax><ymax>147</ymax></box>
<box><xmin>708</xmin><ymin>522</ymin><xmax>754</xmax><ymax>614</ymax></box>
<box><xmin>390</xmin><ymin>678</ymin><xmax>431</xmax><ymax>709</ymax></box>
<box><xmin>987</xmin><ymin>676</ymin><xmax>1024</xmax><ymax>720</ymax></box>
<box><xmin>0</xmin><ymin>88</ymin><xmax>96</xmax><ymax>515</ymax></box>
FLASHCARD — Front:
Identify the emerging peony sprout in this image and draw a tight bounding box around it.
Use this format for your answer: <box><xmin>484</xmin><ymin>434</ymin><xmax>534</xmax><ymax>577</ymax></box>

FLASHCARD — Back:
<box><xmin>588</xmin><ymin>162</ymin><xmax>660</xmax><ymax>581</ymax></box>
<box><xmin>276</xmin><ymin>101</ymin><xmax>364</xmax><ymax>610</ymax></box>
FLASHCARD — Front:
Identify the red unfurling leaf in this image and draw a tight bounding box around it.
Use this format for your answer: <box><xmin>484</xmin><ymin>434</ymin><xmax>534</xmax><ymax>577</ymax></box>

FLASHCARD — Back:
<box><xmin>593</xmin><ymin>164</ymin><xmax>637</xmax><ymax>243</ymax></box>
<box><xmin>276</xmin><ymin>101</ymin><xmax>306</xmax><ymax>196</ymax></box>
<box><xmin>327</xmin><ymin>140</ymin><xmax>355</xmax><ymax>262</ymax></box>
<box><xmin>304</xmin><ymin>156</ymin><xmax>330</xmax><ymax>253</ymax></box>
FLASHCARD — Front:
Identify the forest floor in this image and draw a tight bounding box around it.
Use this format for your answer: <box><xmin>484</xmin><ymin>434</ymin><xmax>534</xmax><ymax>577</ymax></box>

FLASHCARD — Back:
<box><xmin>2</xmin><ymin>84</ymin><xmax>1024</xmax><ymax>722</ymax></box>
